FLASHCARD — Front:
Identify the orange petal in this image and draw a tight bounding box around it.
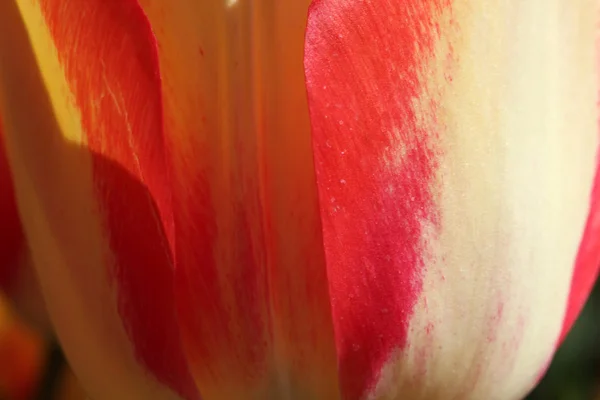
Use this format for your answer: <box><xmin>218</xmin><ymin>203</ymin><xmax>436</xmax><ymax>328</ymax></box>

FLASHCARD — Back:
<box><xmin>138</xmin><ymin>0</ymin><xmax>339</xmax><ymax>398</ymax></box>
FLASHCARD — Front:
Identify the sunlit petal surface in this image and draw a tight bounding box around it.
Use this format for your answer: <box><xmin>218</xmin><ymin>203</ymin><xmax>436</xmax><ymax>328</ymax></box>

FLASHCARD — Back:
<box><xmin>305</xmin><ymin>1</ymin><xmax>600</xmax><ymax>399</ymax></box>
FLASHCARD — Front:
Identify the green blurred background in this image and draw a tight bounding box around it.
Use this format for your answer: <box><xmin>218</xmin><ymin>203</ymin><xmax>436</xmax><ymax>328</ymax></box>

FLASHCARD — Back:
<box><xmin>527</xmin><ymin>283</ymin><xmax>600</xmax><ymax>400</ymax></box>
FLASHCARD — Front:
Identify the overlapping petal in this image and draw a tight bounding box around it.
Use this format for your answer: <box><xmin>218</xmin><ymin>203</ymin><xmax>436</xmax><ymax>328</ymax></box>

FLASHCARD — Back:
<box><xmin>0</xmin><ymin>0</ymin><xmax>340</xmax><ymax>399</ymax></box>
<box><xmin>138</xmin><ymin>0</ymin><xmax>339</xmax><ymax>397</ymax></box>
<box><xmin>0</xmin><ymin>0</ymin><xmax>598</xmax><ymax>399</ymax></box>
<box><xmin>0</xmin><ymin>1</ymin><xmax>195</xmax><ymax>399</ymax></box>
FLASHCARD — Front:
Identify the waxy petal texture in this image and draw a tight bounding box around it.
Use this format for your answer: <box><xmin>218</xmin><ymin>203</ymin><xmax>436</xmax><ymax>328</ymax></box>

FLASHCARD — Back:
<box><xmin>138</xmin><ymin>0</ymin><xmax>339</xmax><ymax>398</ymax></box>
<box><xmin>0</xmin><ymin>1</ymin><xmax>195</xmax><ymax>399</ymax></box>
<box><xmin>0</xmin><ymin>0</ymin><xmax>599</xmax><ymax>399</ymax></box>
<box><xmin>305</xmin><ymin>1</ymin><xmax>600</xmax><ymax>399</ymax></box>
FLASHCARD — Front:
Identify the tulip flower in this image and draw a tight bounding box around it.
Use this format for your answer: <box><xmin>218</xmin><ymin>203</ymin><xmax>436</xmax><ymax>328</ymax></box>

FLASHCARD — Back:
<box><xmin>0</xmin><ymin>0</ymin><xmax>599</xmax><ymax>399</ymax></box>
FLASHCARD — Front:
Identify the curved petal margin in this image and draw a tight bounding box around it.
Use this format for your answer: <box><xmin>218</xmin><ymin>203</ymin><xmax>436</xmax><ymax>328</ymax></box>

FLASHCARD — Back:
<box><xmin>137</xmin><ymin>0</ymin><xmax>340</xmax><ymax>398</ymax></box>
<box><xmin>0</xmin><ymin>0</ymin><xmax>197</xmax><ymax>399</ymax></box>
<box><xmin>305</xmin><ymin>1</ymin><xmax>600</xmax><ymax>399</ymax></box>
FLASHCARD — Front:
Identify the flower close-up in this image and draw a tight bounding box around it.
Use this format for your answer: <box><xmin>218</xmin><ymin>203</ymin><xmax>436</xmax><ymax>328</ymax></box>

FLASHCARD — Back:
<box><xmin>0</xmin><ymin>0</ymin><xmax>599</xmax><ymax>399</ymax></box>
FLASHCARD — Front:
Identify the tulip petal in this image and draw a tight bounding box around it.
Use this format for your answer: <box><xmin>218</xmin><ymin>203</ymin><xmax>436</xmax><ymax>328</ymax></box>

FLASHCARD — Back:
<box><xmin>305</xmin><ymin>1</ymin><xmax>599</xmax><ymax>399</ymax></box>
<box><xmin>558</xmin><ymin>22</ymin><xmax>600</xmax><ymax>344</ymax></box>
<box><xmin>138</xmin><ymin>1</ymin><xmax>339</xmax><ymax>398</ymax></box>
<box><xmin>0</xmin><ymin>1</ymin><xmax>196</xmax><ymax>399</ymax></box>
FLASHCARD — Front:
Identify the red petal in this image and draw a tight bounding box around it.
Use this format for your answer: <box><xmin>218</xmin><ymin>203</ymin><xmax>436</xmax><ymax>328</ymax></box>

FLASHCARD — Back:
<box><xmin>0</xmin><ymin>0</ymin><xmax>196</xmax><ymax>398</ymax></box>
<box><xmin>305</xmin><ymin>1</ymin><xmax>444</xmax><ymax>398</ymax></box>
<box><xmin>306</xmin><ymin>1</ymin><xmax>600</xmax><ymax>398</ymax></box>
<box><xmin>36</xmin><ymin>1</ymin><xmax>197</xmax><ymax>397</ymax></box>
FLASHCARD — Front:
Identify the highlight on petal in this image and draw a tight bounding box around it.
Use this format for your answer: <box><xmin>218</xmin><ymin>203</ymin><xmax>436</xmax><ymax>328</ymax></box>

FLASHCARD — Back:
<box><xmin>305</xmin><ymin>0</ymin><xmax>599</xmax><ymax>399</ymax></box>
<box><xmin>0</xmin><ymin>0</ymin><xmax>196</xmax><ymax>399</ymax></box>
<box><xmin>138</xmin><ymin>0</ymin><xmax>339</xmax><ymax>397</ymax></box>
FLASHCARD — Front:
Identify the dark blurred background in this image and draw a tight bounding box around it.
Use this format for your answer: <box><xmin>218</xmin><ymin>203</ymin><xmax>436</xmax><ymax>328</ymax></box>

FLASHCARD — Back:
<box><xmin>527</xmin><ymin>283</ymin><xmax>600</xmax><ymax>400</ymax></box>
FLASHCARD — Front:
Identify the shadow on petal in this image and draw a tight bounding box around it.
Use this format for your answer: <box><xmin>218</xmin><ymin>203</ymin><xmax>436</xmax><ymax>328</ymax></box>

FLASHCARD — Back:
<box><xmin>0</xmin><ymin>1</ymin><xmax>198</xmax><ymax>398</ymax></box>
